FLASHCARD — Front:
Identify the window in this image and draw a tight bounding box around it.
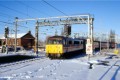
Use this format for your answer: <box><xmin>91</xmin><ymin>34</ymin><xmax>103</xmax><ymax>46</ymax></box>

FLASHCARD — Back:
<box><xmin>63</xmin><ymin>40</ymin><xmax>66</xmax><ymax>45</ymax></box>
<box><xmin>47</xmin><ymin>39</ymin><xmax>62</xmax><ymax>44</ymax></box>
<box><xmin>69</xmin><ymin>40</ymin><xmax>72</xmax><ymax>45</ymax></box>
<box><xmin>81</xmin><ymin>41</ymin><xmax>83</xmax><ymax>44</ymax></box>
<box><xmin>17</xmin><ymin>40</ymin><xmax>19</xmax><ymax>45</ymax></box>
<box><xmin>74</xmin><ymin>41</ymin><xmax>79</xmax><ymax>44</ymax></box>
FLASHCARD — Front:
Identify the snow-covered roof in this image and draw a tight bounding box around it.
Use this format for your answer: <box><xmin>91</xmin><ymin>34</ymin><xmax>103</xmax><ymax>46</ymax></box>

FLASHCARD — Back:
<box><xmin>0</xmin><ymin>33</ymin><xmax>27</xmax><ymax>39</ymax></box>
<box><xmin>0</xmin><ymin>34</ymin><xmax>5</xmax><ymax>39</ymax></box>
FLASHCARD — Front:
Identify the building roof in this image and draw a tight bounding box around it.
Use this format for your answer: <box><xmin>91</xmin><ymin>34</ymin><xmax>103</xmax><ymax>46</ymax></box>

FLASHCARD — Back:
<box><xmin>0</xmin><ymin>34</ymin><xmax>5</xmax><ymax>39</ymax></box>
<box><xmin>0</xmin><ymin>33</ymin><xmax>30</xmax><ymax>39</ymax></box>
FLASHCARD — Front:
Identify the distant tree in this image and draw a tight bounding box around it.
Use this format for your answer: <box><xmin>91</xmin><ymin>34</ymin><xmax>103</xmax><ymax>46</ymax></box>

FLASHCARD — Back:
<box><xmin>109</xmin><ymin>30</ymin><xmax>115</xmax><ymax>42</ymax></box>
<box><xmin>38</xmin><ymin>40</ymin><xmax>44</xmax><ymax>46</ymax></box>
<box><xmin>61</xmin><ymin>27</ymin><xmax>64</xmax><ymax>36</ymax></box>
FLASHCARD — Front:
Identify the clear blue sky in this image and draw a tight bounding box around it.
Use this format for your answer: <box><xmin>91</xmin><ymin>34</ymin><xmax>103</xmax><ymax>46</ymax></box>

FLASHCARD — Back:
<box><xmin>0</xmin><ymin>0</ymin><xmax>120</xmax><ymax>41</ymax></box>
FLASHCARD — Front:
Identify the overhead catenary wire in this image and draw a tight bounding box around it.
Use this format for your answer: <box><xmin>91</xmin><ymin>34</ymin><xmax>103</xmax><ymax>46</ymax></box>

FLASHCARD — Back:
<box><xmin>0</xmin><ymin>20</ymin><xmax>13</xmax><ymax>25</ymax></box>
<box><xmin>0</xmin><ymin>15</ymin><xmax>14</xmax><ymax>24</ymax></box>
<box><xmin>0</xmin><ymin>20</ymin><xmax>28</xmax><ymax>28</ymax></box>
<box><xmin>0</xmin><ymin>3</ymin><xmax>31</xmax><ymax>29</ymax></box>
<box><xmin>0</xmin><ymin>14</ymin><xmax>11</xmax><ymax>20</ymax></box>
<box><xmin>0</xmin><ymin>12</ymin><xmax>15</xmax><ymax>23</ymax></box>
<box><xmin>42</xmin><ymin>0</ymin><xmax>68</xmax><ymax>16</ymax></box>
<box><xmin>0</xmin><ymin>3</ymin><xmax>33</xmax><ymax>18</ymax></box>
<box><xmin>0</xmin><ymin>12</ymin><xmax>15</xmax><ymax>18</ymax></box>
<box><xmin>17</xmin><ymin>1</ymin><xmax>51</xmax><ymax>17</ymax></box>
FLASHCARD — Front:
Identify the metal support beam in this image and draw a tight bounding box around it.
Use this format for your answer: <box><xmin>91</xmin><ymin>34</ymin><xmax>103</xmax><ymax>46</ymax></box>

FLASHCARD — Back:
<box><xmin>90</xmin><ymin>19</ymin><xmax>94</xmax><ymax>55</ymax></box>
<box><xmin>35</xmin><ymin>21</ymin><xmax>39</xmax><ymax>56</ymax></box>
<box><xmin>86</xmin><ymin>15</ymin><xmax>94</xmax><ymax>56</ymax></box>
<box><xmin>16</xmin><ymin>14</ymin><xmax>94</xmax><ymax>55</ymax></box>
<box><xmin>15</xmin><ymin>17</ymin><xmax>18</xmax><ymax>54</ymax></box>
<box><xmin>17</xmin><ymin>15</ymin><xmax>94</xmax><ymax>22</ymax></box>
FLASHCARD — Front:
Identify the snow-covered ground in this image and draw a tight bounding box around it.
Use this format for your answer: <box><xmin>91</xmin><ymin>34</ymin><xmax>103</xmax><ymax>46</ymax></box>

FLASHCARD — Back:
<box><xmin>0</xmin><ymin>51</ymin><xmax>120</xmax><ymax>80</ymax></box>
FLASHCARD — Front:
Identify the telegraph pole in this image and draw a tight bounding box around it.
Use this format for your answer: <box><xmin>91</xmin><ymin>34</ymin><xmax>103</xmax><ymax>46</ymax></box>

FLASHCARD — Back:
<box><xmin>15</xmin><ymin>17</ymin><xmax>18</xmax><ymax>54</ymax></box>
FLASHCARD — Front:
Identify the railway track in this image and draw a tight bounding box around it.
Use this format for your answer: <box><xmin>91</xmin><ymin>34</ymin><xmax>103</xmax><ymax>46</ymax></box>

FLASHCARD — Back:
<box><xmin>0</xmin><ymin>56</ymin><xmax>48</xmax><ymax>73</ymax></box>
<box><xmin>99</xmin><ymin>59</ymin><xmax>120</xmax><ymax>80</ymax></box>
<box><xmin>0</xmin><ymin>59</ymin><xmax>64</xmax><ymax>80</ymax></box>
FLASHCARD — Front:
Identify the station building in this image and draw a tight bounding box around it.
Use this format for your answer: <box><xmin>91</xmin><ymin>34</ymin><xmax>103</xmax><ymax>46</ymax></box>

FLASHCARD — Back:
<box><xmin>0</xmin><ymin>31</ymin><xmax>35</xmax><ymax>50</ymax></box>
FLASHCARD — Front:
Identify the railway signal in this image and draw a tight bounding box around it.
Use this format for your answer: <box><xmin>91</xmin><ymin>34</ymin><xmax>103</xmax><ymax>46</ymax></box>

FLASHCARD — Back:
<box><xmin>4</xmin><ymin>27</ymin><xmax>9</xmax><ymax>38</ymax></box>
<box><xmin>64</xmin><ymin>24</ymin><xmax>71</xmax><ymax>37</ymax></box>
<box><xmin>4</xmin><ymin>26</ymin><xmax>9</xmax><ymax>54</ymax></box>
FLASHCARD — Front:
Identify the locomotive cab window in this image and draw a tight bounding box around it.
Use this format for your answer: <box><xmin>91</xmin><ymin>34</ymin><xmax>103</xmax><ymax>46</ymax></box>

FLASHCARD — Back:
<box><xmin>47</xmin><ymin>39</ymin><xmax>62</xmax><ymax>44</ymax></box>
<box><xmin>63</xmin><ymin>40</ymin><xmax>66</xmax><ymax>45</ymax></box>
<box><xmin>81</xmin><ymin>41</ymin><xmax>83</xmax><ymax>44</ymax></box>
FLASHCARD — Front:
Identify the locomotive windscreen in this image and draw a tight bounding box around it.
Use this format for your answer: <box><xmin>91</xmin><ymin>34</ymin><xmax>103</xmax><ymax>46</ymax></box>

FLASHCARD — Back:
<box><xmin>47</xmin><ymin>38</ymin><xmax>63</xmax><ymax>44</ymax></box>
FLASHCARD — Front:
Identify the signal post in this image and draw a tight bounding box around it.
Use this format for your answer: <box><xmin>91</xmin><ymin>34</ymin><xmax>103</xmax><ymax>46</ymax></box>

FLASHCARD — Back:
<box><xmin>4</xmin><ymin>27</ymin><xmax>9</xmax><ymax>54</ymax></box>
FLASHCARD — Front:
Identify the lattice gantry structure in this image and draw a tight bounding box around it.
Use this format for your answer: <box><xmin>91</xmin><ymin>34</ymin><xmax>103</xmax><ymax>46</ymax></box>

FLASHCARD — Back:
<box><xmin>15</xmin><ymin>14</ymin><xmax>94</xmax><ymax>54</ymax></box>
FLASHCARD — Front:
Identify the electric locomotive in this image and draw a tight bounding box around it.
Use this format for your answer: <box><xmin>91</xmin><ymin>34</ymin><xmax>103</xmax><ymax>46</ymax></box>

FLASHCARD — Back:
<box><xmin>46</xmin><ymin>36</ymin><xmax>116</xmax><ymax>58</ymax></box>
<box><xmin>46</xmin><ymin>36</ymin><xmax>84</xmax><ymax>58</ymax></box>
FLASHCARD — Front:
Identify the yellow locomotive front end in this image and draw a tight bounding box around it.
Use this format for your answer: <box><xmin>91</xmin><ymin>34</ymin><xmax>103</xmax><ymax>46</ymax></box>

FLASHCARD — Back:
<box><xmin>46</xmin><ymin>36</ymin><xmax>64</xmax><ymax>58</ymax></box>
<box><xmin>46</xmin><ymin>44</ymin><xmax>63</xmax><ymax>57</ymax></box>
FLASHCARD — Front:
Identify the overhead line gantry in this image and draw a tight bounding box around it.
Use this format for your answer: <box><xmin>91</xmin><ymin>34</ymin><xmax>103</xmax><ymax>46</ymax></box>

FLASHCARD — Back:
<box><xmin>15</xmin><ymin>14</ymin><xmax>94</xmax><ymax>55</ymax></box>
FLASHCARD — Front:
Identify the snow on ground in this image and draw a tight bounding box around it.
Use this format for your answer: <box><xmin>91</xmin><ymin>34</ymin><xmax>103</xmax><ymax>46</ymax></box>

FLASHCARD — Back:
<box><xmin>0</xmin><ymin>51</ymin><xmax>120</xmax><ymax>80</ymax></box>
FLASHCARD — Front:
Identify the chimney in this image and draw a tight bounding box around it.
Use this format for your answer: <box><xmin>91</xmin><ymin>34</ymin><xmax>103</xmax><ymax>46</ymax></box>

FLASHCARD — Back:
<box><xmin>28</xmin><ymin>30</ymin><xmax>31</xmax><ymax>34</ymax></box>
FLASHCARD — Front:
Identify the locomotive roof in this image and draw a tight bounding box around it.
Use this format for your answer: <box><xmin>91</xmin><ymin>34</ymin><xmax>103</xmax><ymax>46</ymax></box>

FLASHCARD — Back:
<box><xmin>48</xmin><ymin>36</ymin><xmax>72</xmax><ymax>39</ymax></box>
<box><xmin>48</xmin><ymin>36</ymin><xmax>85</xmax><ymax>41</ymax></box>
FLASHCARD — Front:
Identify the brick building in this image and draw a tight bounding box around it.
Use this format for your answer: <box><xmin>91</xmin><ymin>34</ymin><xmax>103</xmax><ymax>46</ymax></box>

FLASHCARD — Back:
<box><xmin>0</xmin><ymin>31</ymin><xmax>35</xmax><ymax>50</ymax></box>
